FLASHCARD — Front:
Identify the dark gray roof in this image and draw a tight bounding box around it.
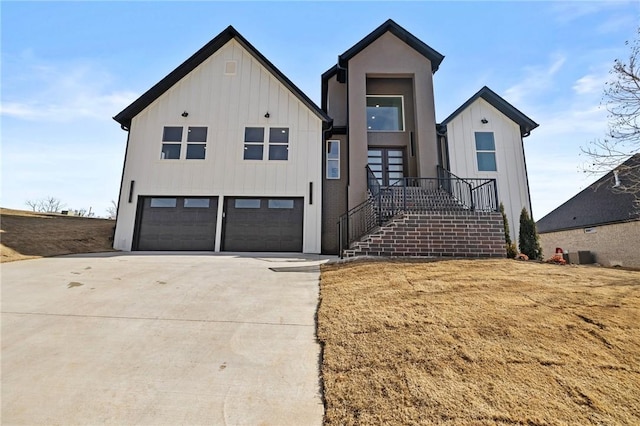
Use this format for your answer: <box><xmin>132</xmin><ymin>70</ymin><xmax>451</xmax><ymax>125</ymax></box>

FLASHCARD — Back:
<box><xmin>440</xmin><ymin>86</ymin><xmax>539</xmax><ymax>137</ymax></box>
<box><xmin>114</xmin><ymin>26</ymin><xmax>330</xmax><ymax>129</ymax></box>
<box><xmin>322</xmin><ymin>19</ymin><xmax>444</xmax><ymax>82</ymax></box>
<box><xmin>536</xmin><ymin>154</ymin><xmax>640</xmax><ymax>233</ymax></box>
<box><xmin>321</xmin><ymin>19</ymin><xmax>444</xmax><ymax>112</ymax></box>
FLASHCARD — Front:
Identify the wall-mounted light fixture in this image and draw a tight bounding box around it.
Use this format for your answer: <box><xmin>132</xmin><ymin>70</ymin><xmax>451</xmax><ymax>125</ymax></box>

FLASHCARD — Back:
<box><xmin>264</xmin><ymin>112</ymin><xmax>270</xmax><ymax>118</ymax></box>
<box><xmin>181</xmin><ymin>111</ymin><xmax>189</xmax><ymax>117</ymax></box>
<box><xmin>481</xmin><ymin>118</ymin><xmax>488</xmax><ymax>124</ymax></box>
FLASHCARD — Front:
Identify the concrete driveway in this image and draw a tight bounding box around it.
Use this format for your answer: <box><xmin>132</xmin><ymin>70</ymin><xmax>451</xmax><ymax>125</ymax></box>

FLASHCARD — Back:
<box><xmin>1</xmin><ymin>252</ymin><xmax>332</xmax><ymax>425</ymax></box>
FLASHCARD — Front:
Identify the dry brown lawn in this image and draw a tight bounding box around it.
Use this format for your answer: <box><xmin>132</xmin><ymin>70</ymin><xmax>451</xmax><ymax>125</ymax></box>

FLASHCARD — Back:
<box><xmin>1</xmin><ymin>208</ymin><xmax>116</xmax><ymax>262</ymax></box>
<box><xmin>318</xmin><ymin>259</ymin><xmax>640</xmax><ymax>425</ymax></box>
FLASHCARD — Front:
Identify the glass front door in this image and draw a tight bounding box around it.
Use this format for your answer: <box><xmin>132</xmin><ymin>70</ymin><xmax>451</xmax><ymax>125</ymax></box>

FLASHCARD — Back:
<box><xmin>367</xmin><ymin>148</ymin><xmax>405</xmax><ymax>186</ymax></box>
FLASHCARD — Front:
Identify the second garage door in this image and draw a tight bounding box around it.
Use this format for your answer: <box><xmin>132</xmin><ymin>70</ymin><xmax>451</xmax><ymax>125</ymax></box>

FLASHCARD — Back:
<box><xmin>223</xmin><ymin>197</ymin><xmax>303</xmax><ymax>252</ymax></box>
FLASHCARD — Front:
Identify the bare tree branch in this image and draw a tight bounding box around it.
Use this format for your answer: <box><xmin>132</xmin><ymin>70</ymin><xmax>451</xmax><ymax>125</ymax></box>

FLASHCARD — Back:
<box><xmin>582</xmin><ymin>27</ymin><xmax>640</xmax><ymax>209</ymax></box>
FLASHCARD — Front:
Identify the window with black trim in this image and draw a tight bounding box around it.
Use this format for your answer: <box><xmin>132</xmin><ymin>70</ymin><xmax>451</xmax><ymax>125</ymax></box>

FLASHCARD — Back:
<box><xmin>475</xmin><ymin>132</ymin><xmax>497</xmax><ymax>171</ymax></box>
<box><xmin>327</xmin><ymin>140</ymin><xmax>340</xmax><ymax>179</ymax></box>
<box><xmin>366</xmin><ymin>96</ymin><xmax>404</xmax><ymax>131</ymax></box>
<box><xmin>160</xmin><ymin>126</ymin><xmax>207</xmax><ymax>160</ymax></box>
<box><xmin>243</xmin><ymin>127</ymin><xmax>289</xmax><ymax>161</ymax></box>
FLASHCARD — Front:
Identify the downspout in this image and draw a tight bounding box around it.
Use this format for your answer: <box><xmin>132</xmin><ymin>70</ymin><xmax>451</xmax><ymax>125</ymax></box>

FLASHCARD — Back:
<box><xmin>113</xmin><ymin>120</ymin><xmax>131</xmax><ymax>248</ymax></box>
<box><xmin>520</xmin><ymin>127</ymin><xmax>534</xmax><ymax>218</ymax></box>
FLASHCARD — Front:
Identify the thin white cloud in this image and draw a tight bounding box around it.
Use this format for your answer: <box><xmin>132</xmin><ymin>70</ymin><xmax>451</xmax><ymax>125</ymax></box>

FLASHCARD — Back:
<box><xmin>504</xmin><ymin>53</ymin><xmax>566</xmax><ymax>105</ymax></box>
<box><xmin>572</xmin><ymin>72</ymin><xmax>609</xmax><ymax>96</ymax></box>
<box><xmin>1</xmin><ymin>59</ymin><xmax>137</xmax><ymax>122</ymax></box>
<box><xmin>551</xmin><ymin>1</ymin><xmax>636</xmax><ymax>24</ymax></box>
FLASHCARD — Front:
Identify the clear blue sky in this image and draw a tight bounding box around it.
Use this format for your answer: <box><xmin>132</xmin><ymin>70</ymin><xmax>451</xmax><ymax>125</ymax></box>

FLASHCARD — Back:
<box><xmin>1</xmin><ymin>1</ymin><xmax>638</xmax><ymax>219</ymax></box>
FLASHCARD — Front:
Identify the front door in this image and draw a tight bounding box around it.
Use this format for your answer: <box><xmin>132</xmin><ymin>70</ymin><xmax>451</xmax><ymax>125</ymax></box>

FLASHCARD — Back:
<box><xmin>367</xmin><ymin>148</ymin><xmax>405</xmax><ymax>186</ymax></box>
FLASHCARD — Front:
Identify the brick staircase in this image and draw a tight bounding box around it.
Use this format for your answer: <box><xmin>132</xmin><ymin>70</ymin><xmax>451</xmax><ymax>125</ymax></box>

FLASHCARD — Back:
<box><xmin>339</xmin><ymin>178</ymin><xmax>506</xmax><ymax>258</ymax></box>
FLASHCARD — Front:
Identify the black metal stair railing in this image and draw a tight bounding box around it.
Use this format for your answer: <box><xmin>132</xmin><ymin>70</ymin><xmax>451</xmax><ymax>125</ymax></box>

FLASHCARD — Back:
<box><xmin>337</xmin><ymin>166</ymin><xmax>498</xmax><ymax>257</ymax></box>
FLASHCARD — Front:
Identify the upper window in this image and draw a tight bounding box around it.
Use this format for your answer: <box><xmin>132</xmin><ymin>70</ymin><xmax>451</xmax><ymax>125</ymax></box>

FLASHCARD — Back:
<box><xmin>366</xmin><ymin>96</ymin><xmax>404</xmax><ymax>131</ymax></box>
<box><xmin>269</xmin><ymin>128</ymin><xmax>289</xmax><ymax>160</ymax></box>
<box><xmin>243</xmin><ymin>127</ymin><xmax>289</xmax><ymax>161</ymax></box>
<box><xmin>327</xmin><ymin>140</ymin><xmax>340</xmax><ymax>179</ymax></box>
<box><xmin>161</xmin><ymin>127</ymin><xmax>182</xmax><ymax>159</ymax></box>
<box><xmin>160</xmin><ymin>126</ymin><xmax>207</xmax><ymax>160</ymax></box>
<box><xmin>475</xmin><ymin>132</ymin><xmax>497</xmax><ymax>171</ymax></box>
<box><xmin>186</xmin><ymin>127</ymin><xmax>207</xmax><ymax>159</ymax></box>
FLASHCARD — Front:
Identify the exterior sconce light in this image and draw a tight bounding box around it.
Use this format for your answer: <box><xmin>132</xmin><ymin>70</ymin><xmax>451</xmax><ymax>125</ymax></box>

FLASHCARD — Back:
<box><xmin>264</xmin><ymin>112</ymin><xmax>270</xmax><ymax>118</ymax></box>
<box><xmin>181</xmin><ymin>111</ymin><xmax>189</xmax><ymax>117</ymax></box>
<box><xmin>481</xmin><ymin>118</ymin><xmax>488</xmax><ymax>124</ymax></box>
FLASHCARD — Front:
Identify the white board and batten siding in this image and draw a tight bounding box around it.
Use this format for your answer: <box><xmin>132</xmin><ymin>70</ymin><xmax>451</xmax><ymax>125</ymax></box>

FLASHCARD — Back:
<box><xmin>114</xmin><ymin>39</ymin><xmax>323</xmax><ymax>252</ymax></box>
<box><xmin>445</xmin><ymin>98</ymin><xmax>532</xmax><ymax>241</ymax></box>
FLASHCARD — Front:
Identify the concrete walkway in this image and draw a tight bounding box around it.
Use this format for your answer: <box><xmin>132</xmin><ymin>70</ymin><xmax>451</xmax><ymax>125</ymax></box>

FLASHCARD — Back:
<box><xmin>1</xmin><ymin>252</ymin><xmax>332</xmax><ymax>425</ymax></box>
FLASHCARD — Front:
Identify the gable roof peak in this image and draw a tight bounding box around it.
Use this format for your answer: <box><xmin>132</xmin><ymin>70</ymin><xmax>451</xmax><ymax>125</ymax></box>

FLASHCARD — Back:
<box><xmin>441</xmin><ymin>86</ymin><xmax>539</xmax><ymax>137</ymax></box>
<box><xmin>336</xmin><ymin>19</ymin><xmax>444</xmax><ymax>73</ymax></box>
<box><xmin>114</xmin><ymin>25</ymin><xmax>329</xmax><ymax>129</ymax></box>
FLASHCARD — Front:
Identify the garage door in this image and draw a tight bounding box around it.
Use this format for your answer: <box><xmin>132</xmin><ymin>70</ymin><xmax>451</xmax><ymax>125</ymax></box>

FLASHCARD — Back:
<box><xmin>135</xmin><ymin>197</ymin><xmax>218</xmax><ymax>250</ymax></box>
<box><xmin>223</xmin><ymin>197</ymin><xmax>303</xmax><ymax>252</ymax></box>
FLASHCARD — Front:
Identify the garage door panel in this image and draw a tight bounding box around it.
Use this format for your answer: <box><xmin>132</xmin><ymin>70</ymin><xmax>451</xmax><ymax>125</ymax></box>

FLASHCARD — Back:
<box><xmin>136</xmin><ymin>197</ymin><xmax>218</xmax><ymax>251</ymax></box>
<box><xmin>223</xmin><ymin>197</ymin><xmax>303</xmax><ymax>252</ymax></box>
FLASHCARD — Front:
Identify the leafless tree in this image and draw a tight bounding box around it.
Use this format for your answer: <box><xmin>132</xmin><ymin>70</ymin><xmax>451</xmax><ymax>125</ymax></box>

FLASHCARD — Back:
<box><xmin>106</xmin><ymin>200</ymin><xmax>117</xmax><ymax>219</ymax></box>
<box><xmin>25</xmin><ymin>196</ymin><xmax>65</xmax><ymax>213</ymax></box>
<box><xmin>25</xmin><ymin>199</ymin><xmax>42</xmax><ymax>212</ymax></box>
<box><xmin>582</xmin><ymin>27</ymin><xmax>640</xmax><ymax>207</ymax></box>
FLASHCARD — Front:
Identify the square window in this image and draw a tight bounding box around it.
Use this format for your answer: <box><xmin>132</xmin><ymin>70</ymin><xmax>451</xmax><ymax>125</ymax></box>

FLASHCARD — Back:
<box><xmin>269</xmin><ymin>128</ymin><xmax>289</xmax><ymax>143</ymax></box>
<box><xmin>163</xmin><ymin>127</ymin><xmax>183</xmax><ymax>142</ymax></box>
<box><xmin>475</xmin><ymin>132</ymin><xmax>495</xmax><ymax>151</ymax></box>
<box><xmin>187</xmin><ymin>127</ymin><xmax>207</xmax><ymax>142</ymax></box>
<box><xmin>245</xmin><ymin>127</ymin><xmax>264</xmax><ymax>142</ymax></box>
<box><xmin>268</xmin><ymin>145</ymin><xmax>288</xmax><ymax>160</ymax></box>
<box><xmin>244</xmin><ymin>144</ymin><xmax>263</xmax><ymax>160</ymax></box>
<box><xmin>477</xmin><ymin>152</ymin><xmax>497</xmax><ymax>172</ymax></box>
<box><xmin>161</xmin><ymin>144</ymin><xmax>181</xmax><ymax>159</ymax></box>
<box><xmin>327</xmin><ymin>160</ymin><xmax>339</xmax><ymax>179</ymax></box>
<box><xmin>366</xmin><ymin>96</ymin><xmax>404</xmax><ymax>131</ymax></box>
<box><xmin>186</xmin><ymin>144</ymin><xmax>206</xmax><ymax>159</ymax></box>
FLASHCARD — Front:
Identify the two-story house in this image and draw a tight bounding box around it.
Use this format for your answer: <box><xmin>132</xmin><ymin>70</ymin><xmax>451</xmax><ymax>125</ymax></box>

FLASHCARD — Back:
<box><xmin>112</xmin><ymin>20</ymin><xmax>538</xmax><ymax>257</ymax></box>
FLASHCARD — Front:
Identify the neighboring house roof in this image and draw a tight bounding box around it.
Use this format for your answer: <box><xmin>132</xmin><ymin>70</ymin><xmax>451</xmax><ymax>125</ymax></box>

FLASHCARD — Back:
<box><xmin>440</xmin><ymin>86</ymin><xmax>539</xmax><ymax>137</ymax></box>
<box><xmin>536</xmin><ymin>154</ymin><xmax>640</xmax><ymax>233</ymax></box>
<box><xmin>114</xmin><ymin>25</ymin><xmax>330</xmax><ymax>129</ymax></box>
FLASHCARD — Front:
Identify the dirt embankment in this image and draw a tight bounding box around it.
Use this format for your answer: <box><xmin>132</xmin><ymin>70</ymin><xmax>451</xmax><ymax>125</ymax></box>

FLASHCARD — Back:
<box><xmin>1</xmin><ymin>208</ymin><xmax>116</xmax><ymax>262</ymax></box>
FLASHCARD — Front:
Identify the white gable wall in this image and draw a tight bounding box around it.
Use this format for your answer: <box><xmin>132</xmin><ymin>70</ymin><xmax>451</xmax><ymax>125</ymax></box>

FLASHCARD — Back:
<box><xmin>446</xmin><ymin>98</ymin><xmax>532</xmax><ymax>242</ymax></box>
<box><xmin>114</xmin><ymin>39</ymin><xmax>323</xmax><ymax>252</ymax></box>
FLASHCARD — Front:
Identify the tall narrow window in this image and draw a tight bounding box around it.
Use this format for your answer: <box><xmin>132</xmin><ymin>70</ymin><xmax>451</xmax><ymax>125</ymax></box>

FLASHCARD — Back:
<box><xmin>327</xmin><ymin>140</ymin><xmax>340</xmax><ymax>179</ymax></box>
<box><xmin>475</xmin><ymin>132</ymin><xmax>497</xmax><ymax>171</ymax></box>
<box><xmin>366</xmin><ymin>95</ymin><xmax>404</xmax><ymax>131</ymax></box>
<box><xmin>244</xmin><ymin>127</ymin><xmax>264</xmax><ymax>160</ymax></box>
<box><xmin>268</xmin><ymin>128</ymin><xmax>289</xmax><ymax>160</ymax></box>
<box><xmin>186</xmin><ymin>127</ymin><xmax>207</xmax><ymax>159</ymax></box>
<box><xmin>161</xmin><ymin>127</ymin><xmax>182</xmax><ymax>159</ymax></box>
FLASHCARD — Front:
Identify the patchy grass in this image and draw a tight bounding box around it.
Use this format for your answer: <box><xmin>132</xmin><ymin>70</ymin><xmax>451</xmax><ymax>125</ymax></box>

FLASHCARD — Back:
<box><xmin>1</xmin><ymin>208</ymin><xmax>116</xmax><ymax>262</ymax></box>
<box><xmin>318</xmin><ymin>259</ymin><xmax>640</xmax><ymax>425</ymax></box>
